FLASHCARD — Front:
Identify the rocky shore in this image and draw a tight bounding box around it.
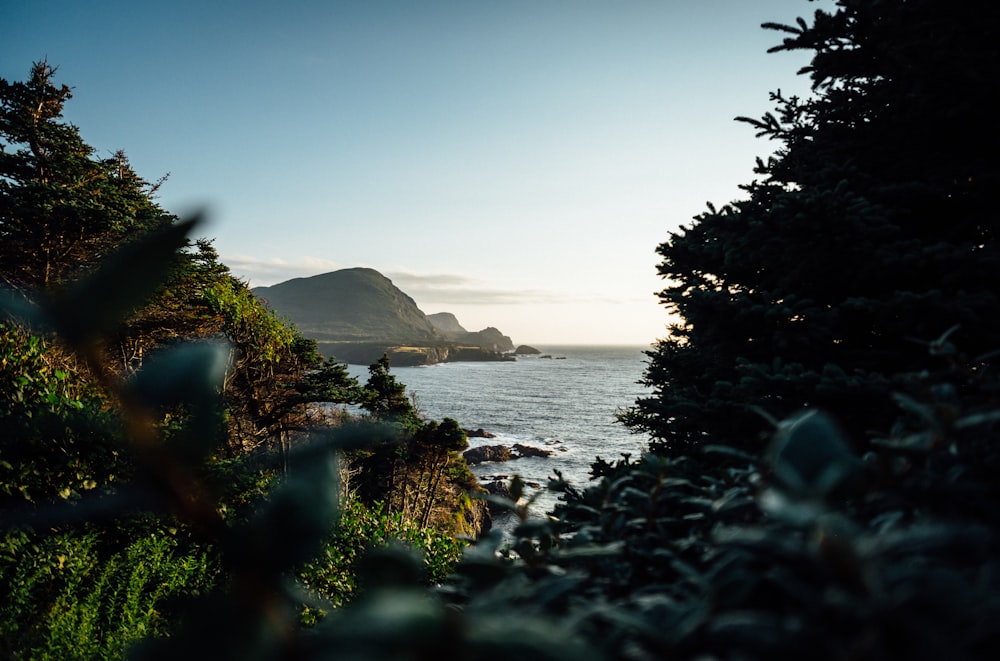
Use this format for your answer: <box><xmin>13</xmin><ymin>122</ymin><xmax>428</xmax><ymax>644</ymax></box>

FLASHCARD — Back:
<box><xmin>460</xmin><ymin>432</ymin><xmax>563</xmax><ymax>530</ymax></box>
<box><xmin>463</xmin><ymin>443</ymin><xmax>555</xmax><ymax>465</ymax></box>
<box><xmin>316</xmin><ymin>341</ymin><xmax>516</xmax><ymax>366</ymax></box>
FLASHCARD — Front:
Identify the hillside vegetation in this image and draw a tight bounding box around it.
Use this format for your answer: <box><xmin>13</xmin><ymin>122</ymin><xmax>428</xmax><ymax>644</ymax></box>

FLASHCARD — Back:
<box><xmin>253</xmin><ymin>269</ymin><xmax>514</xmax><ymax>364</ymax></box>
<box><xmin>3</xmin><ymin>1</ymin><xmax>1000</xmax><ymax>659</ymax></box>
<box><xmin>253</xmin><ymin>268</ymin><xmax>438</xmax><ymax>343</ymax></box>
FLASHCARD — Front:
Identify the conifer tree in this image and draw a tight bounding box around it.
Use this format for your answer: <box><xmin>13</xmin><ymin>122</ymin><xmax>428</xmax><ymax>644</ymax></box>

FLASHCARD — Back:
<box><xmin>361</xmin><ymin>353</ymin><xmax>419</xmax><ymax>429</ymax></box>
<box><xmin>0</xmin><ymin>61</ymin><xmax>172</xmax><ymax>291</ymax></box>
<box><xmin>624</xmin><ymin>0</ymin><xmax>1000</xmax><ymax>453</ymax></box>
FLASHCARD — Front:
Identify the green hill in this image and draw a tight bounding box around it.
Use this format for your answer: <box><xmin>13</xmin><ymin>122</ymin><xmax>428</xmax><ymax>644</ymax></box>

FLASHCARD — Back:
<box><xmin>252</xmin><ymin>268</ymin><xmax>514</xmax><ymax>364</ymax></box>
<box><xmin>252</xmin><ymin>268</ymin><xmax>439</xmax><ymax>344</ymax></box>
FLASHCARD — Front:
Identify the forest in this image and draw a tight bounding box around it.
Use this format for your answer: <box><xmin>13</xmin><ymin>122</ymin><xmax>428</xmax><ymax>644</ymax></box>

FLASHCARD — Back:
<box><xmin>2</xmin><ymin>1</ymin><xmax>999</xmax><ymax>659</ymax></box>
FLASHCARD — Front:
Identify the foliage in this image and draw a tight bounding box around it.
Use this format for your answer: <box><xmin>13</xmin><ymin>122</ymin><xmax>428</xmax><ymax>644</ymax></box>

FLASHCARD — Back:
<box><xmin>10</xmin><ymin>224</ymin><xmax>998</xmax><ymax>659</ymax></box>
<box><xmin>0</xmin><ymin>525</ymin><xmax>217</xmax><ymax>661</ymax></box>
<box><xmin>297</xmin><ymin>356</ymin><xmax>366</xmax><ymax>408</ymax></box>
<box><xmin>350</xmin><ymin>356</ymin><xmax>483</xmax><ymax>534</ymax></box>
<box><xmin>1</xmin><ymin>60</ymin><xmax>493</xmax><ymax>659</ymax></box>
<box><xmin>0</xmin><ymin>61</ymin><xmax>172</xmax><ymax>291</ymax></box>
<box><xmin>449</xmin><ymin>336</ymin><xmax>1000</xmax><ymax>660</ymax></box>
<box><xmin>1</xmin><ymin>249</ymin><xmax>563</xmax><ymax>658</ymax></box>
<box><xmin>202</xmin><ymin>275</ymin><xmax>304</xmax><ymax>452</ymax></box>
<box><xmin>623</xmin><ymin>0</ymin><xmax>1000</xmax><ymax>454</ymax></box>
<box><xmin>298</xmin><ymin>497</ymin><xmax>466</xmax><ymax>611</ymax></box>
<box><xmin>359</xmin><ymin>352</ymin><xmax>421</xmax><ymax>429</ymax></box>
<box><xmin>1</xmin><ymin>323</ymin><xmax>125</xmax><ymax>506</ymax></box>
<box><xmin>110</xmin><ymin>239</ymin><xmax>231</xmax><ymax>373</ymax></box>
<box><xmin>1</xmin><ymin>60</ymin><xmax>360</xmax><ymax>463</ymax></box>
<box><xmin>1</xmin><ymin>218</ymin><xmax>323</xmax><ymax>658</ymax></box>
<box><xmin>345</xmin><ymin>355</ymin><xmax>476</xmax><ymax>530</ymax></box>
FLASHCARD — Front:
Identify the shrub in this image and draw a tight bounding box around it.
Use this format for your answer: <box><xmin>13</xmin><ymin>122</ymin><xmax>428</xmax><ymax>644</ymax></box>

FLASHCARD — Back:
<box><xmin>298</xmin><ymin>498</ymin><xmax>466</xmax><ymax>612</ymax></box>
<box><xmin>0</xmin><ymin>526</ymin><xmax>217</xmax><ymax>660</ymax></box>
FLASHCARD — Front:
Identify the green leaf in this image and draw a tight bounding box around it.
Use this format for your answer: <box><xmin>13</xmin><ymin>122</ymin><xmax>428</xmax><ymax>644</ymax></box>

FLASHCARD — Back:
<box><xmin>129</xmin><ymin>341</ymin><xmax>230</xmax><ymax>408</ymax></box>
<box><xmin>891</xmin><ymin>393</ymin><xmax>940</xmax><ymax>429</ymax></box>
<box><xmin>236</xmin><ymin>449</ymin><xmax>341</xmax><ymax>576</ymax></box>
<box><xmin>128</xmin><ymin>341</ymin><xmax>230</xmax><ymax>464</ymax></box>
<box><xmin>700</xmin><ymin>444</ymin><xmax>757</xmax><ymax>463</ymax></box>
<box><xmin>355</xmin><ymin>543</ymin><xmax>426</xmax><ymax>590</ymax></box>
<box><xmin>0</xmin><ymin>287</ymin><xmax>50</xmax><ymax>332</ymax></box>
<box><xmin>318</xmin><ymin>588</ymin><xmax>445</xmax><ymax>654</ymax></box>
<box><xmin>551</xmin><ymin>541</ymin><xmax>624</xmax><ymax>560</ymax></box>
<box><xmin>766</xmin><ymin>410</ymin><xmax>859</xmax><ymax>498</ymax></box>
<box><xmin>513</xmin><ymin>519</ymin><xmax>553</xmax><ymax>540</ymax></box>
<box><xmin>463</xmin><ymin>612</ymin><xmax>600</xmax><ymax>661</ymax></box>
<box><xmin>870</xmin><ymin>431</ymin><xmax>936</xmax><ymax>453</ymax></box>
<box><xmin>49</xmin><ymin>215</ymin><xmax>201</xmax><ymax>345</ymax></box>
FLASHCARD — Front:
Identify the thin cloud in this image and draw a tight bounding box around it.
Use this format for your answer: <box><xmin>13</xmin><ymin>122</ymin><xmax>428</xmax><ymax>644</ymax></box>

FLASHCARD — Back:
<box><xmin>384</xmin><ymin>272</ymin><xmax>473</xmax><ymax>288</ymax></box>
<box><xmin>589</xmin><ymin>292</ymin><xmax>656</xmax><ymax>305</ymax></box>
<box><xmin>223</xmin><ymin>255</ymin><xmax>341</xmax><ymax>286</ymax></box>
<box><xmin>390</xmin><ymin>271</ymin><xmax>653</xmax><ymax>306</ymax></box>
<box><xmin>385</xmin><ymin>270</ymin><xmax>563</xmax><ymax>306</ymax></box>
<box><xmin>222</xmin><ymin>259</ymin><xmax>649</xmax><ymax>307</ymax></box>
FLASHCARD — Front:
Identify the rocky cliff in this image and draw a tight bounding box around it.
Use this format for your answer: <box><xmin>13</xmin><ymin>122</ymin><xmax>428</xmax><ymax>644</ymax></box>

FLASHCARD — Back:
<box><xmin>426</xmin><ymin>312</ymin><xmax>466</xmax><ymax>334</ymax></box>
<box><xmin>252</xmin><ymin>268</ymin><xmax>516</xmax><ymax>364</ymax></box>
<box><xmin>427</xmin><ymin>316</ymin><xmax>515</xmax><ymax>353</ymax></box>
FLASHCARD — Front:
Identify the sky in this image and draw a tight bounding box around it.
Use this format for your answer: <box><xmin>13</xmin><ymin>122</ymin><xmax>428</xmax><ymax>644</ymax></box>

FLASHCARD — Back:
<box><xmin>2</xmin><ymin>0</ymin><xmax>824</xmax><ymax>346</ymax></box>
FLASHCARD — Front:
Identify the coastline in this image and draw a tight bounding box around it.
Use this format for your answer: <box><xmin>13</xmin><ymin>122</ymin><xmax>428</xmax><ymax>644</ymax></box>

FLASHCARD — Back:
<box><xmin>315</xmin><ymin>341</ymin><xmax>515</xmax><ymax>366</ymax></box>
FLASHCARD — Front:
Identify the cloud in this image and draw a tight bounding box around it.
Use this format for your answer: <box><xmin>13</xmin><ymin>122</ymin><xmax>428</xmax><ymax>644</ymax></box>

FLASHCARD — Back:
<box><xmin>384</xmin><ymin>270</ymin><xmax>563</xmax><ymax>305</ymax></box>
<box><xmin>386</xmin><ymin>271</ymin><xmax>650</xmax><ymax>307</ymax></box>
<box><xmin>222</xmin><ymin>255</ymin><xmax>341</xmax><ymax>286</ymax></box>
<box><xmin>221</xmin><ymin>257</ymin><xmax>651</xmax><ymax>307</ymax></box>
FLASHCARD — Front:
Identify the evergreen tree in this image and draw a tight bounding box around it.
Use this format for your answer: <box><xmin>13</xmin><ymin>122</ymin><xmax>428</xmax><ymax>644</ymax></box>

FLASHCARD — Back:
<box><xmin>624</xmin><ymin>0</ymin><xmax>1000</xmax><ymax>453</ymax></box>
<box><xmin>0</xmin><ymin>61</ymin><xmax>172</xmax><ymax>291</ymax></box>
<box><xmin>361</xmin><ymin>353</ymin><xmax>419</xmax><ymax>430</ymax></box>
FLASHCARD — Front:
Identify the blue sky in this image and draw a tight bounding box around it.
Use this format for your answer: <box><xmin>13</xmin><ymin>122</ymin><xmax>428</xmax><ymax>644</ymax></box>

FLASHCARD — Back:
<box><xmin>3</xmin><ymin>0</ymin><xmax>824</xmax><ymax>345</ymax></box>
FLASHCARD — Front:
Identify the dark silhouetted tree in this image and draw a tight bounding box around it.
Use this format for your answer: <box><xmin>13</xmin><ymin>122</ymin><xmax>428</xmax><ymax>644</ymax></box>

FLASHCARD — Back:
<box><xmin>624</xmin><ymin>0</ymin><xmax>1000</xmax><ymax>453</ymax></box>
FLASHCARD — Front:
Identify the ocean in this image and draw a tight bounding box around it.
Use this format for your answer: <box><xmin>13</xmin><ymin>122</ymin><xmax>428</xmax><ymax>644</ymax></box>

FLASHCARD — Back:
<box><xmin>345</xmin><ymin>345</ymin><xmax>653</xmax><ymax>517</ymax></box>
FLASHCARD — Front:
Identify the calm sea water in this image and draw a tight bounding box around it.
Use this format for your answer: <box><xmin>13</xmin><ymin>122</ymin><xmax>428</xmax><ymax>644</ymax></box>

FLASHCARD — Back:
<box><xmin>346</xmin><ymin>345</ymin><xmax>653</xmax><ymax>515</ymax></box>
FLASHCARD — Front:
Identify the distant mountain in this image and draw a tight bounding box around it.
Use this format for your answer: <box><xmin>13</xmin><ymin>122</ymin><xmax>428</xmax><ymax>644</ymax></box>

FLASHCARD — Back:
<box><xmin>428</xmin><ymin>314</ymin><xmax>514</xmax><ymax>353</ymax></box>
<box><xmin>252</xmin><ymin>267</ymin><xmax>438</xmax><ymax>343</ymax></box>
<box><xmin>427</xmin><ymin>312</ymin><xmax>466</xmax><ymax>334</ymax></box>
<box><xmin>252</xmin><ymin>268</ymin><xmax>515</xmax><ymax>364</ymax></box>
<box><xmin>460</xmin><ymin>327</ymin><xmax>514</xmax><ymax>353</ymax></box>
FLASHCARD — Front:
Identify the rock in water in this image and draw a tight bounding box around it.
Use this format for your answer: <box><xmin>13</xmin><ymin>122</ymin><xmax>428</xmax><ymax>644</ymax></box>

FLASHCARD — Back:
<box><xmin>512</xmin><ymin>443</ymin><xmax>554</xmax><ymax>459</ymax></box>
<box><xmin>463</xmin><ymin>445</ymin><xmax>513</xmax><ymax>465</ymax></box>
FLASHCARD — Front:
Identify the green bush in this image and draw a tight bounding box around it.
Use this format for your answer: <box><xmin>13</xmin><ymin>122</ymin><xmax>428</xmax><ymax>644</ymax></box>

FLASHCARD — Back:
<box><xmin>0</xmin><ymin>526</ymin><xmax>217</xmax><ymax>660</ymax></box>
<box><xmin>299</xmin><ymin>497</ymin><xmax>466</xmax><ymax>612</ymax></box>
<box><xmin>474</xmin><ymin>339</ymin><xmax>1000</xmax><ymax>659</ymax></box>
<box><xmin>1</xmin><ymin>324</ymin><xmax>125</xmax><ymax>506</ymax></box>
